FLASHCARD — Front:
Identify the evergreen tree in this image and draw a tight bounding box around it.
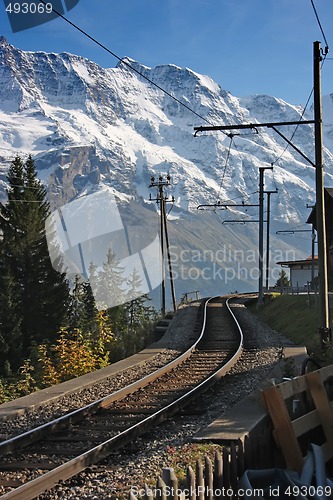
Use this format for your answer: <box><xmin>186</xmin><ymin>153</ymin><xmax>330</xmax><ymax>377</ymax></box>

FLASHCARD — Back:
<box><xmin>125</xmin><ymin>269</ymin><xmax>149</xmax><ymax>329</ymax></box>
<box><xmin>275</xmin><ymin>269</ymin><xmax>290</xmax><ymax>288</ymax></box>
<box><xmin>93</xmin><ymin>248</ymin><xmax>126</xmax><ymax>310</ymax></box>
<box><xmin>120</xmin><ymin>269</ymin><xmax>157</xmax><ymax>356</ymax></box>
<box><xmin>0</xmin><ymin>155</ymin><xmax>70</xmax><ymax>372</ymax></box>
<box><xmin>68</xmin><ymin>275</ymin><xmax>98</xmax><ymax>334</ymax></box>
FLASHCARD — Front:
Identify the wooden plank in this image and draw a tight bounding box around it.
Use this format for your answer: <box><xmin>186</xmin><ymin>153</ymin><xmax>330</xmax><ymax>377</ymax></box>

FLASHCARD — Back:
<box><xmin>292</xmin><ymin>408</ymin><xmax>321</xmax><ymax>437</ymax></box>
<box><xmin>306</xmin><ymin>370</ymin><xmax>333</xmax><ymax>448</ymax></box>
<box><xmin>261</xmin><ymin>385</ymin><xmax>304</xmax><ymax>473</ymax></box>
<box><xmin>278</xmin><ymin>376</ymin><xmax>309</xmax><ymax>399</ymax></box>
<box><xmin>314</xmin><ymin>365</ymin><xmax>333</xmax><ymax>383</ymax></box>
<box><xmin>144</xmin><ymin>483</ymin><xmax>154</xmax><ymax>500</ymax></box>
<box><xmin>243</xmin><ymin>434</ymin><xmax>252</xmax><ymax>471</ymax></box>
<box><xmin>321</xmin><ymin>441</ymin><xmax>333</xmax><ymax>462</ymax></box>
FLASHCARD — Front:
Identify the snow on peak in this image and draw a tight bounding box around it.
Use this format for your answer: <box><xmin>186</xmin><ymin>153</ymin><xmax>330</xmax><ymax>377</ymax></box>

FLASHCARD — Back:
<box><xmin>0</xmin><ymin>36</ymin><xmax>8</xmax><ymax>46</ymax></box>
<box><xmin>0</xmin><ymin>41</ymin><xmax>332</xmax><ymax>238</ymax></box>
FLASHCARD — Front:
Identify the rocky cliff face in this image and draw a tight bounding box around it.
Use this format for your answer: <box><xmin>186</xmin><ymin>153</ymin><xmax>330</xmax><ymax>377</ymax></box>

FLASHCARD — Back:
<box><xmin>0</xmin><ymin>37</ymin><xmax>332</xmax><ymax>299</ymax></box>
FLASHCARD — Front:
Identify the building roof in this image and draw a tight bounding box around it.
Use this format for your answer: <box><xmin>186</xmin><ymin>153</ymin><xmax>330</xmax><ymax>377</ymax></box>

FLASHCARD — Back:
<box><xmin>307</xmin><ymin>188</ymin><xmax>333</xmax><ymax>226</ymax></box>
<box><xmin>277</xmin><ymin>256</ymin><xmax>318</xmax><ymax>267</ymax></box>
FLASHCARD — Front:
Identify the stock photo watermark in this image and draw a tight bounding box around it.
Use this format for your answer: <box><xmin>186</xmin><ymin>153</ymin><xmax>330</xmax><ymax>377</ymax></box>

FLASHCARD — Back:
<box><xmin>45</xmin><ymin>190</ymin><xmax>163</xmax><ymax>310</ymax></box>
<box><xmin>3</xmin><ymin>0</ymin><xmax>79</xmax><ymax>32</ymax></box>
<box><xmin>130</xmin><ymin>484</ymin><xmax>287</xmax><ymax>498</ymax></box>
<box><xmin>168</xmin><ymin>246</ymin><xmax>296</xmax><ymax>284</ymax></box>
<box><xmin>45</xmin><ymin>190</ymin><xmax>295</xmax><ymax>310</ymax></box>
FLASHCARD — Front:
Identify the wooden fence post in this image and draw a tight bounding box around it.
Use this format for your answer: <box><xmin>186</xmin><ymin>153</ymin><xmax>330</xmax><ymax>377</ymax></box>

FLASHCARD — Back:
<box><xmin>230</xmin><ymin>441</ymin><xmax>238</xmax><ymax>495</ymax></box>
<box><xmin>128</xmin><ymin>490</ymin><xmax>137</xmax><ymax>500</ymax></box>
<box><xmin>196</xmin><ymin>459</ymin><xmax>205</xmax><ymax>500</ymax></box>
<box><xmin>156</xmin><ymin>476</ymin><xmax>167</xmax><ymax>500</ymax></box>
<box><xmin>186</xmin><ymin>465</ymin><xmax>196</xmax><ymax>500</ymax></box>
<box><xmin>204</xmin><ymin>455</ymin><xmax>213</xmax><ymax>500</ymax></box>
<box><xmin>144</xmin><ymin>483</ymin><xmax>154</xmax><ymax>500</ymax></box>
<box><xmin>237</xmin><ymin>439</ymin><xmax>244</xmax><ymax>480</ymax></box>
<box><xmin>222</xmin><ymin>447</ymin><xmax>230</xmax><ymax>491</ymax></box>
<box><xmin>214</xmin><ymin>449</ymin><xmax>223</xmax><ymax>497</ymax></box>
<box><xmin>244</xmin><ymin>435</ymin><xmax>252</xmax><ymax>471</ymax></box>
<box><xmin>162</xmin><ymin>468</ymin><xmax>178</xmax><ymax>500</ymax></box>
<box><xmin>128</xmin><ymin>437</ymin><xmax>262</xmax><ymax>500</ymax></box>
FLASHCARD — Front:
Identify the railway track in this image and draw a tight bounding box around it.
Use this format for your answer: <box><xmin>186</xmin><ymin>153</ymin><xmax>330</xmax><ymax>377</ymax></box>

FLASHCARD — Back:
<box><xmin>0</xmin><ymin>295</ymin><xmax>244</xmax><ymax>499</ymax></box>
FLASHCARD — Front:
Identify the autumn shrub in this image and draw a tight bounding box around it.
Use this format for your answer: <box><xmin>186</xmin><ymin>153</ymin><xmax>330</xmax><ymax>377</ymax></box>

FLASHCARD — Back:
<box><xmin>0</xmin><ymin>359</ymin><xmax>39</xmax><ymax>403</ymax></box>
<box><xmin>0</xmin><ymin>379</ymin><xmax>7</xmax><ymax>404</ymax></box>
<box><xmin>15</xmin><ymin>359</ymin><xmax>38</xmax><ymax>395</ymax></box>
<box><xmin>35</xmin><ymin>311</ymin><xmax>114</xmax><ymax>386</ymax></box>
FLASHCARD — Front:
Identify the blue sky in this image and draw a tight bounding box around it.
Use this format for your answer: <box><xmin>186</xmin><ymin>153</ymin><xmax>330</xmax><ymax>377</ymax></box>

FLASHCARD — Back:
<box><xmin>0</xmin><ymin>0</ymin><xmax>332</xmax><ymax>105</ymax></box>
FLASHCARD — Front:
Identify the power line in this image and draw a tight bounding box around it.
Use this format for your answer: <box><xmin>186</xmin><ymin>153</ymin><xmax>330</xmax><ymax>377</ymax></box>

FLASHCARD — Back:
<box><xmin>271</xmin><ymin>90</ymin><xmax>313</xmax><ymax>166</ymax></box>
<box><xmin>219</xmin><ymin>190</ymin><xmax>259</xmax><ymax>205</ymax></box>
<box><xmin>271</xmin><ymin>1</ymin><xmax>330</xmax><ymax>168</ymax></box>
<box><xmin>271</xmin><ymin>39</ymin><xmax>329</xmax><ymax>168</ymax></box>
<box><xmin>310</xmin><ymin>0</ymin><xmax>329</xmax><ymax>53</ymax></box>
<box><xmin>38</xmin><ymin>0</ymin><xmax>226</xmax><ymax>132</ymax></box>
<box><xmin>216</xmin><ymin>135</ymin><xmax>233</xmax><ymax>202</ymax></box>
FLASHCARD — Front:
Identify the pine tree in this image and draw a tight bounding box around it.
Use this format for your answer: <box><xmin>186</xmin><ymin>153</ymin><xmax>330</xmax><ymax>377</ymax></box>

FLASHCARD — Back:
<box><xmin>93</xmin><ymin>248</ymin><xmax>126</xmax><ymax>310</ymax></box>
<box><xmin>120</xmin><ymin>269</ymin><xmax>157</xmax><ymax>356</ymax></box>
<box><xmin>68</xmin><ymin>275</ymin><xmax>98</xmax><ymax>334</ymax></box>
<box><xmin>275</xmin><ymin>269</ymin><xmax>290</xmax><ymax>288</ymax></box>
<box><xmin>125</xmin><ymin>268</ymin><xmax>149</xmax><ymax>329</ymax></box>
<box><xmin>0</xmin><ymin>155</ymin><xmax>70</xmax><ymax>372</ymax></box>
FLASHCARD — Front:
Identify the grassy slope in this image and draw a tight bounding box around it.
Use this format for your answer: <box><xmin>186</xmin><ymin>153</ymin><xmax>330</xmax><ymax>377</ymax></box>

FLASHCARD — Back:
<box><xmin>251</xmin><ymin>294</ymin><xmax>333</xmax><ymax>362</ymax></box>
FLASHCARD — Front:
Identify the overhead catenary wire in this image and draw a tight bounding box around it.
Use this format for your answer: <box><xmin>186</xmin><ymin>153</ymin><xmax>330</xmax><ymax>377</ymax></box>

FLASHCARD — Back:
<box><xmin>218</xmin><ymin>190</ymin><xmax>259</xmax><ymax>205</ymax></box>
<box><xmin>271</xmin><ymin>0</ymin><xmax>330</xmax><ymax>167</ymax></box>
<box><xmin>271</xmin><ymin>43</ymin><xmax>329</xmax><ymax>168</ymax></box>
<box><xmin>310</xmin><ymin>0</ymin><xmax>329</xmax><ymax>54</ymax></box>
<box><xmin>36</xmin><ymin>0</ymin><xmax>329</xmax><ymax>224</ymax></box>
<box><xmin>216</xmin><ymin>135</ymin><xmax>233</xmax><ymax>203</ymax></box>
<box><xmin>271</xmin><ymin>90</ymin><xmax>314</xmax><ymax>166</ymax></box>
<box><xmin>191</xmin><ymin>189</ymin><xmax>259</xmax><ymax>212</ymax></box>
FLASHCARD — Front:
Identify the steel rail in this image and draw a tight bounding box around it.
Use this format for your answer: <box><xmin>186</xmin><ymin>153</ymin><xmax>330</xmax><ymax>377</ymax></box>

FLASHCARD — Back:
<box><xmin>0</xmin><ymin>297</ymin><xmax>211</xmax><ymax>456</ymax></box>
<box><xmin>0</xmin><ymin>296</ymin><xmax>243</xmax><ymax>500</ymax></box>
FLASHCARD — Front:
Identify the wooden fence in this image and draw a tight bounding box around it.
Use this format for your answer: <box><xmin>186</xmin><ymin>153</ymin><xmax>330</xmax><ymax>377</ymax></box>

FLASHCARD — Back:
<box><xmin>128</xmin><ymin>430</ymin><xmax>276</xmax><ymax>500</ymax></box>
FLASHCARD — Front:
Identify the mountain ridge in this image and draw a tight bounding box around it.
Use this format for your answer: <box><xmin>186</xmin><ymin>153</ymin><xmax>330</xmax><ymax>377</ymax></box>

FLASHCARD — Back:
<box><xmin>0</xmin><ymin>37</ymin><xmax>332</xmax><ymax>299</ymax></box>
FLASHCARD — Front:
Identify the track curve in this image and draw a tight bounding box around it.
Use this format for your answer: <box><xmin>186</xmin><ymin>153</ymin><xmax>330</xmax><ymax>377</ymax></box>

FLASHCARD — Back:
<box><xmin>0</xmin><ymin>295</ymin><xmax>244</xmax><ymax>499</ymax></box>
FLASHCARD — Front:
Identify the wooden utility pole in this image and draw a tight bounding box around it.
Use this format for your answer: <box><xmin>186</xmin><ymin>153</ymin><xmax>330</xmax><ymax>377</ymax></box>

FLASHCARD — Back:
<box><xmin>313</xmin><ymin>41</ymin><xmax>330</xmax><ymax>343</ymax></box>
<box><xmin>162</xmin><ymin>195</ymin><xmax>177</xmax><ymax>312</ymax></box>
<box><xmin>194</xmin><ymin>43</ymin><xmax>330</xmax><ymax>319</ymax></box>
<box><xmin>265</xmin><ymin>189</ymin><xmax>278</xmax><ymax>291</ymax></box>
<box><xmin>258</xmin><ymin>166</ymin><xmax>273</xmax><ymax>305</ymax></box>
<box><xmin>149</xmin><ymin>175</ymin><xmax>177</xmax><ymax>315</ymax></box>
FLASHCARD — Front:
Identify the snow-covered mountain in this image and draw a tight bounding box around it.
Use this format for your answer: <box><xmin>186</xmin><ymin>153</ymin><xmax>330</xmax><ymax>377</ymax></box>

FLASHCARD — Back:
<box><xmin>1</xmin><ymin>36</ymin><xmax>332</xmax><ymax>302</ymax></box>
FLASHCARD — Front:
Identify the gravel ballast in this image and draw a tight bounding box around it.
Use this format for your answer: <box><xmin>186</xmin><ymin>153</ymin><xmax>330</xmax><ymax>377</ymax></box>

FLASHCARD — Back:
<box><xmin>0</xmin><ymin>298</ymin><xmax>294</xmax><ymax>498</ymax></box>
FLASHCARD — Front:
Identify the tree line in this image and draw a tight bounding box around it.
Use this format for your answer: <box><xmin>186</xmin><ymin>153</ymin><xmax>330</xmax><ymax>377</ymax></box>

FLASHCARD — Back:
<box><xmin>0</xmin><ymin>156</ymin><xmax>157</xmax><ymax>394</ymax></box>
